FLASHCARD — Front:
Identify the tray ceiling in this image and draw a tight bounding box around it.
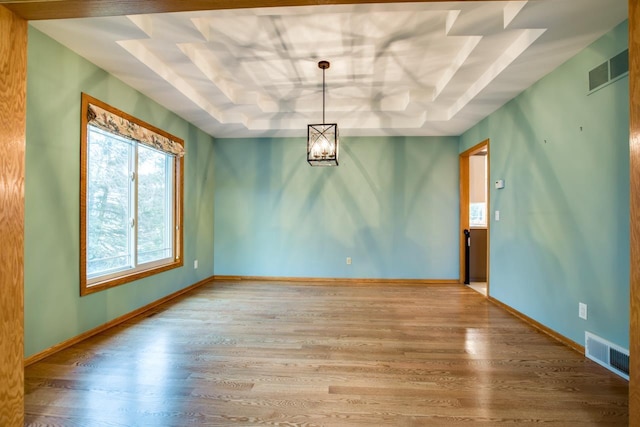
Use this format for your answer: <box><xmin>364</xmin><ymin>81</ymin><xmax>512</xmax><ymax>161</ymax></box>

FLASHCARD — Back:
<box><xmin>32</xmin><ymin>0</ymin><xmax>628</xmax><ymax>138</ymax></box>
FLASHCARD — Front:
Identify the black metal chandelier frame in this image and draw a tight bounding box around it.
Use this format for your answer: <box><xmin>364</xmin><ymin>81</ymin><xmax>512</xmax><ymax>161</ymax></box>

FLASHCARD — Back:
<box><xmin>307</xmin><ymin>60</ymin><xmax>339</xmax><ymax>167</ymax></box>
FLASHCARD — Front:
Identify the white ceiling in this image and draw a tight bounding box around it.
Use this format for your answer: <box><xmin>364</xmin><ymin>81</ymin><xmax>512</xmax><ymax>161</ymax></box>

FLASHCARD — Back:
<box><xmin>32</xmin><ymin>1</ymin><xmax>628</xmax><ymax>138</ymax></box>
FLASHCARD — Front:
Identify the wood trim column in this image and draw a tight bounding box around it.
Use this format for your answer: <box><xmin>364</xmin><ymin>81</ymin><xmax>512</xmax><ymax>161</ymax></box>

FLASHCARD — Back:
<box><xmin>0</xmin><ymin>5</ymin><xmax>26</xmax><ymax>427</ymax></box>
<box><xmin>459</xmin><ymin>154</ymin><xmax>469</xmax><ymax>283</ymax></box>
<box><xmin>630</xmin><ymin>0</ymin><xmax>640</xmax><ymax>425</ymax></box>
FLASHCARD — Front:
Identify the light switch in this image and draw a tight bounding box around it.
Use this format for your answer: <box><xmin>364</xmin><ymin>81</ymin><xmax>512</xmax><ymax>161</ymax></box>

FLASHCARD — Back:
<box><xmin>495</xmin><ymin>210</ymin><xmax>500</xmax><ymax>221</ymax></box>
<box><xmin>495</xmin><ymin>179</ymin><xmax>505</xmax><ymax>189</ymax></box>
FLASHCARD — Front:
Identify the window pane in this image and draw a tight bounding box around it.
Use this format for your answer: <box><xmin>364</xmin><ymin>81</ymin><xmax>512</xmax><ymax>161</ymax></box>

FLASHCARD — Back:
<box><xmin>137</xmin><ymin>144</ymin><xmax>174</xmax><ymax>264</ymax></box>
<box><xmin>87</xmin><ymin>126</ymin><xmax>133</xmax><ymax>277</ymax></box>
<box><xmin>470</xmin><ymin>202</ymin><xmax>487</xmax><ymax>227</ymax></box>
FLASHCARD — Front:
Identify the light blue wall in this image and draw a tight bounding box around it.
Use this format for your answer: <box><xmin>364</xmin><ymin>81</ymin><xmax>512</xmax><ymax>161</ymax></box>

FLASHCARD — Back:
<box><xmin>460</xmin><ymin>21</ymin><xmax>630</xmax><ymax>348</ymax></box>
<box><xmin>214</xmin><ymin>136</ymin><xmax>459</xmax><ymax>279</ymax></box>
<box><xmin>24</xmin><ymin>27</ymin><xmax>216</xmax><ymax>358</ymax></box>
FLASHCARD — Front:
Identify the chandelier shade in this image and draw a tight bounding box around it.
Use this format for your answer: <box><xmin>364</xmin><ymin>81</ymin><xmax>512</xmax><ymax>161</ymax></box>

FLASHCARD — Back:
<box><xmin>307</xmin><ymin>61</ymin><xmax>339</xmax><ymax>166</ymax></box>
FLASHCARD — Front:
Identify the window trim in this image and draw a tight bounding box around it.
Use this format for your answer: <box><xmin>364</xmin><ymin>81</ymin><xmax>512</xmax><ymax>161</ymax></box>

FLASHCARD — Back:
<box><xmin>80</xmin><ymin>93</ymin><xmax>184</xmax><ymax>296</ymax></box>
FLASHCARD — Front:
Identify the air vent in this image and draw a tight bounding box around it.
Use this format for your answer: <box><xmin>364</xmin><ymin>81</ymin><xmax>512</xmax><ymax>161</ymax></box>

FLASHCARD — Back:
<box><xmin>610</xmin><ymin>50</ymin><xmax>629</xmax><ymax>79</ymax></box>
<box><xmin>588</xmin><ymin>62</ymin><xmax>609</xmax><ymax>91</ymax></box>
<box><xmin>588</xmin><ymin>49</ymin><xmax>629</xmax><ymax>93</ymax></box>
<box><xmin>585</xmin><ymin>332</ymin><xmax>629</xmax><ymax>380</ymax></box>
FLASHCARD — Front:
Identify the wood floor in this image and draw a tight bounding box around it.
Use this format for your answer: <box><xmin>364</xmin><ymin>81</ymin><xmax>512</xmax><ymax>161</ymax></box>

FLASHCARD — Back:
<box><xmin>24</xmin><ymin>281</ymin><xmax>628</xmax><ymax>426</ymax></box>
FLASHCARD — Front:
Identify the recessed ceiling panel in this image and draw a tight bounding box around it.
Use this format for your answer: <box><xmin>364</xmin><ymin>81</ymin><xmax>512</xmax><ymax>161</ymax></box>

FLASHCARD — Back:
<box><xmin>31</xmin><ymin>0</ymin><xmax>628</xmax><ymax>138</ymax></box>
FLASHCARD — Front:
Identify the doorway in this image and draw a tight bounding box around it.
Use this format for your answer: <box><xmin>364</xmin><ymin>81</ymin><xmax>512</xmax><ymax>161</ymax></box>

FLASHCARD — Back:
<box><xmin>459</xmin><ymin>140</ymin><xmax>490</xmax><ymax>296</ymax></box>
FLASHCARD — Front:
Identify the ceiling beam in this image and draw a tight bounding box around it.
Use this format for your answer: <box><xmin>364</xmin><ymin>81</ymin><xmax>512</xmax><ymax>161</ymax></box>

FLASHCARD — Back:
<box><xmin>0</xmin><ymin>0</ymin><xmax>498</xmax><ymax>20</ymax></box>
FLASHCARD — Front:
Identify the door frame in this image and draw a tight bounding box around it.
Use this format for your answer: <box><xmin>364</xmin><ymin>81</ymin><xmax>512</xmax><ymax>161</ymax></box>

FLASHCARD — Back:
<box><xmin>459</xmin><ymin>139</ymin><xmax>490</xmax><ymax>292</ymax></box>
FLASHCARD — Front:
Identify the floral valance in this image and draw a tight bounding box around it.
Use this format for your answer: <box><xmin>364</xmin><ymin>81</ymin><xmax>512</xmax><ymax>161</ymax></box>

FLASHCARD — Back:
<box><xmin>87</xmin><ymin>103</ymin><xmax>185</xmax><ymax>157</ymax></box>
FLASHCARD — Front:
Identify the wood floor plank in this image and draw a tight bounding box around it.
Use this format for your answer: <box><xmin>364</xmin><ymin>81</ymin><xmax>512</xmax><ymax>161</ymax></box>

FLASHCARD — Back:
<box><xmin>25</xmin><ymin>281</ymin><xmax>628</xmax><ymax>426</ymax></box>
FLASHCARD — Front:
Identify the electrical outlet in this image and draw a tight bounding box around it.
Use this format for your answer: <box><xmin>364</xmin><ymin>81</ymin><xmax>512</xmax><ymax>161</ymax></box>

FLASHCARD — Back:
<box><xmin>579</xmin><ymin>302</ymin><xmax>587</xmax><ymax>320</ymax></box>
<box><xmin>194</xmin><ymin>260</ymin><xmax>198</xmax><ymax>269</ymax></box>
<box><xmin>346</xmin><ymin>257</ymin><xmax>352</xmax><ymax>265</ymax></box>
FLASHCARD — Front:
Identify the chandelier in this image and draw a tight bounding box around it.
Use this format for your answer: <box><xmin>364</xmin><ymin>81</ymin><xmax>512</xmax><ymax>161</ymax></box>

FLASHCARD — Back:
<box><xmin>307</xmin><ymin>60</ymin><xmax>339</xmax><ymax>166</ymax></box>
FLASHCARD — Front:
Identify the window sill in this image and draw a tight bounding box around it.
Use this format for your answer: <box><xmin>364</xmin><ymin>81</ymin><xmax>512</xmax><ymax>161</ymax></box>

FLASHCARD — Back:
<box><xmin>80</xmin><ymin>259</ymin><xmax>183</xmax><ymax>296</ymax></box>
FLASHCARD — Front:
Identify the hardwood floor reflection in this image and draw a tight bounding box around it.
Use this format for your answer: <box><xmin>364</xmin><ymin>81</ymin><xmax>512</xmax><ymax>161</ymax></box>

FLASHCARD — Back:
<box><xmin>25</xmin><ymin>281</ymin><xmax>628</xmax><ymax>426</ymax></box>
<box><xmin>468</xmin><ymin>281</ymin><xmax>487</xmax><ymax>296</ymax></box>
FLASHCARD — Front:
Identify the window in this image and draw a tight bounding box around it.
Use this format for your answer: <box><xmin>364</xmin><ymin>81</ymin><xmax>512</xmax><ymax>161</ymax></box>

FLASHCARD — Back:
<box><xmin>80</xmin><ymin>94</ymin><xmax>184</xmax><ymax>295</ymax></box>
<box><xmin>469</xmin><ymin>202</ymin><xmax>487</xmax><ymax>227</ymax></box>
